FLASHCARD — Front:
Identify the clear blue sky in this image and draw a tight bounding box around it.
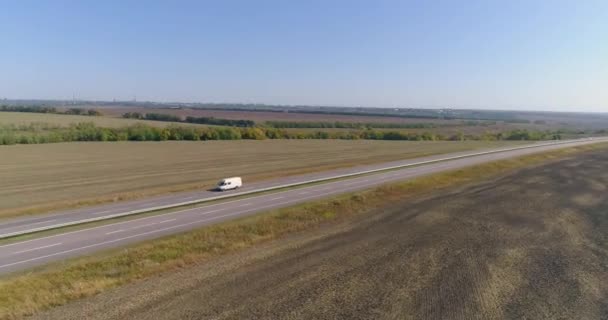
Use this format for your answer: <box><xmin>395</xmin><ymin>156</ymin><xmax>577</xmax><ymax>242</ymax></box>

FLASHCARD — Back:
<box><xmin>1</xmin><ymin>0</ymin><xmax>606</xmax><ymax>111</ymax></box>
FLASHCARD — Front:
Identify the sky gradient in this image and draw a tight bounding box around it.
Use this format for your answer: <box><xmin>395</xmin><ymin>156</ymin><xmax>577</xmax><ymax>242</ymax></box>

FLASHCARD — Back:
<box><xmin>1</xmin><ymin>0</ymin><xmax>606</xmax><ymax>112</ymax></box>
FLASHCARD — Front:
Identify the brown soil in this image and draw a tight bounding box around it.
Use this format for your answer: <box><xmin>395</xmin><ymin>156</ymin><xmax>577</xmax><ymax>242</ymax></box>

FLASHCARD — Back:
<box><xmin>33</xmin><ymin>150</ymin><xmax>608</xmax><ymax>320</ymax></box>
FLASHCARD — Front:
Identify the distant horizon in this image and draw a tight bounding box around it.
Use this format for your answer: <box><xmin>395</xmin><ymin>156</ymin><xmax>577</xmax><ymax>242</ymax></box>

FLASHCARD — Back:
<box><xmin>2</xmin><ymin>97</ymin><xmax>607</xmax><ymax>115</ymax></box>
<box><xmin>1</xmin><ymin>1</ymin><xmax>606</xmax><ymax>114</ymax></box>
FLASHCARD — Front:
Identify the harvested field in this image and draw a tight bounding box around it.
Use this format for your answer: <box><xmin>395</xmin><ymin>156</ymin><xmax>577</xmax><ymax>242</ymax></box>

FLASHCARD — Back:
<box><xmin>0</xmin><ymin>112</ymin><xmax>205</xmax><ymax>128</ymax></box>
<box><xmin>35</xmin><ymin>147</ymin><xmax>608</xmax><ymax>320</ymax></box>
<box><xmin>95</xmin><ymin>107</ymin><xmax>579</xmax><ymax>135</ymax></box>
<box><xmin>0</xmin><ymin>140</ymin><xmax>522</xmax><ymax>217</ymax></box>
<box><xmin>96</xmin><ymin>107</ymin><xmax>589</xmax><ymax>131</ymax></box>
<box><xmin>97</xmin><ymin>106</ymin><xmax>463</xmax><ymax>124</ymax></box>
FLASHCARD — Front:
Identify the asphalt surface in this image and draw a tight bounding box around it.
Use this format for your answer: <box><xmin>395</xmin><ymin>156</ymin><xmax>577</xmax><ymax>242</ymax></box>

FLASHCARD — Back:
<box><xmin>0</xmin><ymin>138</ymin><xmax>605</xmax><ymax>274</ymax></box>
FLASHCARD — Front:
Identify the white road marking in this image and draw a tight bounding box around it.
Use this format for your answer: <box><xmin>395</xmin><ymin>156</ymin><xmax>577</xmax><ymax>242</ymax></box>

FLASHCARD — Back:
<box><xmin>0</xmin><ymin>197</ymin><xmax>262</xmax><ymax>249</ymax></box>
<box><xmin>105</xmin><ymin>218</ymin><xmax>178</xmax><ymax>235</ymax></box>
<box><xmin>14</xmin><ymin>243</ymin><xmax>62</xmax><ymax>254</ymax></box>
<box><xmin>1</xmin><ymin>139</ymin><xmax>599</xmax><ymax>241</ymax></box>
<box><xmin>1</xmin><ymin>139</ymin><xmax>603</xmax><ymax>270</ymax></box>
<box><xmin>92</xmin><ymin>210</ymin><xmax>113</xmax><ymax>215</ymax></box>
<box><xmin>268</xmin><ymin>196</ymin><xmax>284</xmax><ymax>201</ymax></box>
<box><xmin>0</xmin><ymin>195</ymin><xmax>321</xmax><ymax>270</ymax></box>
<box><xmin>199</xmin><ymin>209</ymin><xmax>223</xmax><ymax>215</ymax></box>
<box><xmin>234</xmin><ymin>203</ymin><xmax>252</xmax><ymax>208</ymax></box>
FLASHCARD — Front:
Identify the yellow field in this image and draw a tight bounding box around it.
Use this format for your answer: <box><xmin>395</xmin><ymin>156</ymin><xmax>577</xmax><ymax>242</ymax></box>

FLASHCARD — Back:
<box><xmin>0</xmin><ymin>140</ymin><xmax>525</xmax><ymax>217</ymax></box>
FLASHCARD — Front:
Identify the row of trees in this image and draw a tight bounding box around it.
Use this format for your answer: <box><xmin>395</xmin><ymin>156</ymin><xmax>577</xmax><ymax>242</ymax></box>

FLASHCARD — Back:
<box><xmin>0</xmin><ymin>105</ymin><xmax>102</xmax><ymax>116</ymax></box>
<box><xmin>263</xmin><ymin>121</ymin><xmax>437</xmax><ymax>129</ymax></box>
<box><xmin>0</xmin><ymin>122</ymin><xmax>570</xmax><ymax>145</ymax></box>
<box><xmin>122</xmin><ymin>112</ymin><xmax>255</xmax><ymax>127</ymax></box>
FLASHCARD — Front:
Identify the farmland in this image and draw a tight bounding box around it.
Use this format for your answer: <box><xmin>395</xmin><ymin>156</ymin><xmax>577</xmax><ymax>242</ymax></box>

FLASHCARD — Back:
<box><xmin>24</xmin><ymin>143</ymin><xmax>608</xmax><ymax>320</ymax></box>
<box><xmin>1</xmin><ymin>108</ymin><xmax>602</xmax><ymax>145</ymax></box>
<box><xmin>0</xmin><ymin>112</ymin><xmax>205</xmax><ymax>128</ymax></box>
<box><xmin>98</xmin><ymin>106</ymin><xmax>468</xmax><ymax>124</ymax></box>
<box><xmin>81</xmin><ymin>106</ymin><xmax>608</xmax><ymax>139</ymax></box>
<box><xmin>0</xmin><ymin>140</ymin><xmax>525</xmax><ymax>218</ymax></box>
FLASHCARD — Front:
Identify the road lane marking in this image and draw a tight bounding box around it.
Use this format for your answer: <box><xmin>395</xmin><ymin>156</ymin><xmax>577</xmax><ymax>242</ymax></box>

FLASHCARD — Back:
<box><xmin>0</xmin><ymin>139</ymin><xmax>601</xmax><ymax>268</ymax></box>
<box><xmin>105</xmin><ymin>219</ymin><xmax>177</xmax><ymax>235</ymax></box>
<box><xmin>0</xmin><ymin>195</ymin><xmax>323</xmax><ymax>270</ymax></box>
<box><xmin>26</xmin><ymin>219</ymin><xmax>58</xmax><ymax>226</ymax></box>
<box><xmin>14</xmin><ymin>243</ymin><xmax>62</xmax><ymax>254</ymax></box>
<box><xmin>234</xmin><ymin>203</ymin><xmax>252</xmax><ymax>208</ymax></box>
<box><xmin>268</xmin><ymin>196</ymin><xmax>284</xmax><ymax>201</ymax></box>
<box><xmin>2</xmin><ymin>138</ymin><xmax>600</xmax><ymax>240</ymax></box>
<box><xmin>199</xmin><ymin>209</ymin><xmax>223</xmax><ymax>215</ymax></box>
<box><xmin>1</xmin><ymin>138</ymin><xmax>602</xmax><ymax>248</ymax></box>
<box><xmin>92</xmin><ymin>210</ymin><xmax>113</xmax><ymax>215</ymax></box>
<box><xmin>106</xmin><ymin>222</ymin><xmax>160</xmax><ymax>235</ymax></box>
<box><xmin>0</xmin><ymin>204</ymin><xmax>228</xmax><ymax>249</ymax></box>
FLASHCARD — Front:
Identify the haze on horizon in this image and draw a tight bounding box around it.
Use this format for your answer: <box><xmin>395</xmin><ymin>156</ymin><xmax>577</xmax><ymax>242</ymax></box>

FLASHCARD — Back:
<box><xmin>0</xmin><ymin>1</ymin><xmax>606</xmax><ymax>113</ymax></box>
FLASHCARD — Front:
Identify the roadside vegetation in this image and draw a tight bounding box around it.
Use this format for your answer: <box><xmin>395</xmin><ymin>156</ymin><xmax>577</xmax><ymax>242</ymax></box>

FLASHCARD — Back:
<box><xmin>1</xmin><ymin>142</ymin><xmax>606</xmax><ymax>320</ymax></box>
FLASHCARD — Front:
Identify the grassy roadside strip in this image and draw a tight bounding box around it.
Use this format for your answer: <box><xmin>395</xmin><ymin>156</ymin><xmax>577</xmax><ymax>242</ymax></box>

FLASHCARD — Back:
<box><xmin>1</xmin><ymin>142</ymin><xmax>607</xmax><ymax>319</ymax></box>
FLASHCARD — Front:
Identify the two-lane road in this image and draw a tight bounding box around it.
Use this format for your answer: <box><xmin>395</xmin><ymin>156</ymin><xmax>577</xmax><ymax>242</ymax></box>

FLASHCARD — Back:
<box><xmin>0</xmin><ymin>138</ymin><xmax>606</xmax><ymax>274</ymax></box>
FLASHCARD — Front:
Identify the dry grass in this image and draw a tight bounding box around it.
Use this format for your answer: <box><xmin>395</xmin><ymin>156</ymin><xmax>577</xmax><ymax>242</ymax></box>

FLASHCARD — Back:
<box><xmin>0</xmin><ymin>142</ymin><xmax>606</xmax><ymax>320</ymax></box>
<box><xmin>0</xmin><ymin>140</ymin><xmax>524</xmax><ymax>218</ymax></box>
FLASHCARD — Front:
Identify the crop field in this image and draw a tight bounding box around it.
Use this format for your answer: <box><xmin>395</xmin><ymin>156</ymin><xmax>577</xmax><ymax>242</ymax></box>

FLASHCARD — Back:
<box><xmin>26</xmin><ymin>143</ymin><xmax>608</xmax><ymax>320</ymax></box>
<box><xmin>0</xmin><ymin>140</ymin><xmax>525</xmax><ymax>218</ymax></box>
<box><xmin>96</xmin><ymin>106</ymin><xmax>463</xmax><ymax>124</ymax></box>
<box><xmin>0</xmin><ymin>112</ymin><xmax>206</xmax><ymax>128</ymax></box>
<box><xmin>94</xmin><ymin>106</ymin><xmax>601</xmax><ymax>131</ymax></box>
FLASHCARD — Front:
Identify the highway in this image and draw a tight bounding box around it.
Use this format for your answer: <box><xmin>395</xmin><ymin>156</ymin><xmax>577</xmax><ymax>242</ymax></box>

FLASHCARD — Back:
<box><xmin>0</xmin><ymin>138</ymin><xmax>605</xmax><ymax>274</ymax></box>
<box><xmin>0</xmin><ymin>139</ymin><xmax>597</xmax><ymax>238</ymax></box>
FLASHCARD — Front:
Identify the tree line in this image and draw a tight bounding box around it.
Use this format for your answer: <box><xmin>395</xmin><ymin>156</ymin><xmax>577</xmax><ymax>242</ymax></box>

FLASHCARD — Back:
<box><xmin>0</xmin><ymin>122</ymin><xmax>572</xmax><ymax>145</ymax></box>
<box><xmin>122</xmin><ymin>112</ymin><xmax>255</xmax><ymax>127</ymax></box>
<box><xmin>263</xmin><ymin>121</ymin><xmax>437</xmax><ymax>129</ymax></box>
<box><xmin>1</xmin><ymin>105</ymin><xmax>102</xmax><ymax>116</ymax></box>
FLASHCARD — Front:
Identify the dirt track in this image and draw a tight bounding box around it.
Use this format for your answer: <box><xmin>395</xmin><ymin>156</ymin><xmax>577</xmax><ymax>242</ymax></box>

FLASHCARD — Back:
<box><xmin>34</xmin><ymin>151</ymin><xmax>608</xmax><ymax>320</ymax></box>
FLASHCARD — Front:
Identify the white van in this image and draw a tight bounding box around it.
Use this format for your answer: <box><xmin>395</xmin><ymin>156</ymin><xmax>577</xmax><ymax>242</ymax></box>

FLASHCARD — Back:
<box><xmin>216</xmin><ymin>177</ymin><xmax>242</xmax><ymax>191</ymax></box>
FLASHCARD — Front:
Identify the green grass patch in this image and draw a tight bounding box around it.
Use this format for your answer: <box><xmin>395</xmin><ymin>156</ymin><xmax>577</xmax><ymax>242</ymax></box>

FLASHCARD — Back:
<box><xmin>1</xmin><ymin>142</ymin><xmax>607</xmax><ymax>319</ymax></box>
